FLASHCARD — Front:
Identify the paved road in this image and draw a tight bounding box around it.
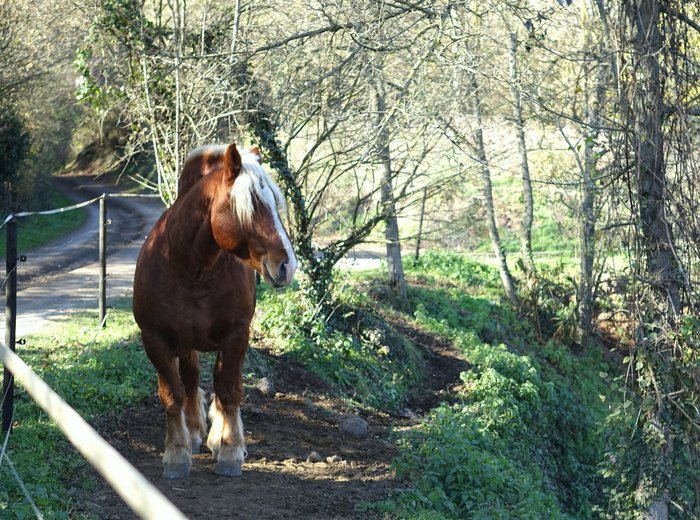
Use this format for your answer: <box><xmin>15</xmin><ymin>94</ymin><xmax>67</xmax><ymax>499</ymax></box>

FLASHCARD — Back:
<box><xmin>0</xmin><ymin>176</ymin><xmax>165</xmax><ymax>341</ymax></box>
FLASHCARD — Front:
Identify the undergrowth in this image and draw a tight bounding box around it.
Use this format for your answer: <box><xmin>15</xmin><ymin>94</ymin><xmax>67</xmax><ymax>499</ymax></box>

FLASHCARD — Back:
<box><xmin>255</xmin><ymin>282</ymin><xmax>423</xmax><ymax>410</ymax></box>
<box><xmin>372</xmin><ymin>251</ymin><xmax>614</xmax><ymax>519</ymax></box>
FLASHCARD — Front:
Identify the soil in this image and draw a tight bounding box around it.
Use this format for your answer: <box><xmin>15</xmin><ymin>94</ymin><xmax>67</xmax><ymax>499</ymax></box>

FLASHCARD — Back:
<box><xmin>73</xmin><ymin>332</ymin><xmax>466</xmax><ymax>520</ymax></box>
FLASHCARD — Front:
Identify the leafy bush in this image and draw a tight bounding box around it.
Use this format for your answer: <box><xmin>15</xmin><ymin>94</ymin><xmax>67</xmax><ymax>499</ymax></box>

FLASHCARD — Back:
<box><xmin>384</xmin><ymin>251</ymin><xmax>609</xmax><ymax>518</ymax></box>
<box><xmin>256</xmin><ymin>288</ymin><xmax>422</xmax><ymax>410</ymax></box>
<box><xmin>0</xmin><ymin>103</ymin><xmax>31</xmax><ymax>212</ymax></box>
<box><xmin>394</xmin><ymin>404</ymin><xmax>566</xmax><ymax>519</ymax></box>
<box><xmin>597</xmin><ymin>315</ymin><xmax>700</xmax><ymax>518</ymax></box>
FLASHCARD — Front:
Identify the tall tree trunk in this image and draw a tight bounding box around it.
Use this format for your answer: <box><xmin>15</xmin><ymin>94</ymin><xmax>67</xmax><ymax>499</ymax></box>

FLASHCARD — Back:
<box><xmin>627</xmin><ymin>1</ymin><xmax>680</xmax><ymax>316</ymax></box>
<box><xmin>509</xmin><ymin>33</ymin><xmax>535</xmax><ymax>278</ymax></box>
<box><xmin>469</xmin><ymin>72</ymin><xmax>519</xmax><ymax>306</ymax></box>
<box><xmin>623</xmin><ymin>1</ymin><xmax>682</xmax><ymax>517</ymax></box>
<box><xmin>578</xmin><ymin>45</ymin><xmax>608</xmax><ymax>341</ymax></box>
<box><xmin>373</xmin><ymin>68</ymin><xmax>407</xmax><ymax>302</ymax></box>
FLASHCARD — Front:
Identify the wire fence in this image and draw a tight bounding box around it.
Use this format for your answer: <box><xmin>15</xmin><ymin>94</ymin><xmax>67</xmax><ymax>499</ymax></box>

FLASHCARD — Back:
<box><xmin>0</xmin><ymin>191</ymin><xmax>189</xmax><ymax>519</ymax></box>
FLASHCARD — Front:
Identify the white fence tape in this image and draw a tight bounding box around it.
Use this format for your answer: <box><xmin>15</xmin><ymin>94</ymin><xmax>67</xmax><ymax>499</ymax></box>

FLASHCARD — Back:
<box><xmin>1</xmin><ymin>192</ymin><xmax>162</xmax><ymax>230</ymax></box>
<box><xmin>0</xmin><ymin>343</ymin><xmax>188</xmax><ymax>520</ymax></box>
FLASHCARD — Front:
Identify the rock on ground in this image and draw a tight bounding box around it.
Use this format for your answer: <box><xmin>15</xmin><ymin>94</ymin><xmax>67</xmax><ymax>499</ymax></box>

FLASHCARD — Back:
<box><xmin>338</xmin><ymin>414</ymin><xmax>369</xmax><ymax>437</ymax></box>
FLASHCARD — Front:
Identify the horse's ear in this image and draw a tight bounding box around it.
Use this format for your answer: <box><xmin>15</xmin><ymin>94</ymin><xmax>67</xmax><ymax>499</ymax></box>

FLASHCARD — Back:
<box><xmin>249</xmin><ymin>146</ymin><xmax>262</xmax><ymax>163</ymax></box>
<box><xmin>223</xmin><ymin>143</ymin><xmax>242</xmax><ymax>181</ymax></box>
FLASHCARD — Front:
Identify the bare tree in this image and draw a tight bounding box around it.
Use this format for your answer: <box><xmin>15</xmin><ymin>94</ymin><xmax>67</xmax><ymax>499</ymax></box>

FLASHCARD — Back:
<box><xmin>469</xmin><ymin>70</ymin><xmax>520</xmax><ymax>306</ymax></box>
<box><xmin>372</xmin><ymin>60</ymin><xmax>408</xmax><ymax>302</ymax></box>
<box><xmin>508</xmin><ymin>32</ymin><xmax>535</xmax><ymax>279</ymax></box>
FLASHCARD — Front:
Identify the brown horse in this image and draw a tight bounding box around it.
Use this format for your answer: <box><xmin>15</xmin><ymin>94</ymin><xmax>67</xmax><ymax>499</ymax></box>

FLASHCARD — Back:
<box><xmin>133</xmin><ymin>143</ymin><xmax>296</xmax><ymax>479</ymax></box>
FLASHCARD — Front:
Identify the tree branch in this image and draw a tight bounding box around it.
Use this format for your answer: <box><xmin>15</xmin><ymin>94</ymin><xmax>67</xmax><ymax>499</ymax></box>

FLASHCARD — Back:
<box><xmin>659</xmin><ymin>4</ymin><xmax>700</xmax><ymax>35</ymax></box>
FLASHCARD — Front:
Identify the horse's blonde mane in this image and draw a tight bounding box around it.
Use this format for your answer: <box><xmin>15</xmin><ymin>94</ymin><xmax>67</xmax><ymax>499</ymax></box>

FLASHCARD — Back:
<box><xmin>186</xmin><ymin>145</ymin><xmax>287</xmax><ymax>229</ymax></box>
<box><xmin>231</xmin><ymin>151</ymin><xmax>288</xmax><ymax>229</ymax></box>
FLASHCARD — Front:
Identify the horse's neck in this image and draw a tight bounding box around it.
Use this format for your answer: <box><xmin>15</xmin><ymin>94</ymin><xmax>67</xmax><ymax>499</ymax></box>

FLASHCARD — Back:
<box><xmin>167</xmin><ymin>186</ymin><xmax>222</xmax><ymax>273</ymax></box>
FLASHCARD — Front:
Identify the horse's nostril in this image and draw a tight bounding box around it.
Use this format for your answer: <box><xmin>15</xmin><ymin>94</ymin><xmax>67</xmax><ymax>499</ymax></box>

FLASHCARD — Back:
<box><xmin>279</xmin><ymin>262</ymin><xmax>288</xmax><ymax>281</ymax></box>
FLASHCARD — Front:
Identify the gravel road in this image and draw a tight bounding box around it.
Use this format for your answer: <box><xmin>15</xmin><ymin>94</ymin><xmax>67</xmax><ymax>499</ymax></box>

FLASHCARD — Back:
<box><xmin>0</xmin><ymin>175</ymin><xmax>165</xmax><ymax>341</ymax></box>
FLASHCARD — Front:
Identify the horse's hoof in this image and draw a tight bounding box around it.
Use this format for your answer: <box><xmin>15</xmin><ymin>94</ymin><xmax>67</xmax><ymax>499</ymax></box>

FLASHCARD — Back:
<box><xmin>163</xmin><ymin>463</ymin><xmax>190</xmax><ymax>479</ymax></box>
<box><xmin>191</xmin><ymin>440</ymin><xmax>202</xmax><ymax>454</ymax></box>
<box><xmin>215</xmin><ymin>461</ymin><xmax>242</xmax><ymax>477</ymax></box>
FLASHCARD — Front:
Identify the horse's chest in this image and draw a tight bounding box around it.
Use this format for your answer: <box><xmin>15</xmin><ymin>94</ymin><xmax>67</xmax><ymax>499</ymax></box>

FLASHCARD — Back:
<box><xmin>174</xmin><ymin>287</ymin><xmax>252</xmax><ymax>349</ymax></box>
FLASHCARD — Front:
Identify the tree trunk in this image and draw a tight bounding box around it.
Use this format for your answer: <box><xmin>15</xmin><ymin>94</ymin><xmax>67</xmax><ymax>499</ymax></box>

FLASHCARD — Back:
<box><xmin>373</xmin><ymin>68</ymin><xmax>408</xmax><ymax>302</ymax></box>
<box><xmin>509</xmin><ymin>33</ymin><xmax>535</xmax><ymax>278</ymax></box>
<box><xmin>623</xmin><ymin>1</ymin><xmax>681</xmax><ymax>517</ymax></box>
<box><xmin>578</xmin><ymin>46</ymin><xmax>608</xmax><ymax>341</ymax></box>
<box><xmin>627</xmin><ymin>0</ymin><xmax>681</xmax><ymax>316</ymax></box>
<box><xmin>469</xmin><ymin>72</ymin><xmax>519</xmax><ymax>306</ymax></box>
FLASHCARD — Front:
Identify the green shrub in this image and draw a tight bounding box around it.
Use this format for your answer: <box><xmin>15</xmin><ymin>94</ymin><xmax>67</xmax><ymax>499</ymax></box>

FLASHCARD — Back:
<box><xmin>385</xmin><ymin>251</ymin><xmax>609</xmax><ymax>518</ymax></box>
<box><xmin>0</xmin><ymin>103</ymin><xmax>31</xmax><ymax>212</ymax></box>
<box><xmin>256</xmin><ymin>288</ymin><xmax>422</xmax><ymax>410</ymax></box>
<box><xmin>394</xmin><ymin>404</ymin><xmax>567</xmax><ymax>519</ymax></box>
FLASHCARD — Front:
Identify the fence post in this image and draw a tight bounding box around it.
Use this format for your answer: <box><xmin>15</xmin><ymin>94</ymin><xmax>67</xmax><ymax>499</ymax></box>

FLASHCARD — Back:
<box><xmin>98</xmin><ymin>195</ymin><xmax>107</xmax><ymax>327</ymax></box>
<box><xmin>3</xmin><ymin>217</ymin><xmax>17</xmax><ymax>433</ymax></box>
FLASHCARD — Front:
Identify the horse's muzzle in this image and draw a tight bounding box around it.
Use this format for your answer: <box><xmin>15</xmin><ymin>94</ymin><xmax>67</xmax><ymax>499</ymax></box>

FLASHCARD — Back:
<box><xmin>263</xmin><ymin>261</ymin><xmax>293</xmax><ymax>288</ymax></box>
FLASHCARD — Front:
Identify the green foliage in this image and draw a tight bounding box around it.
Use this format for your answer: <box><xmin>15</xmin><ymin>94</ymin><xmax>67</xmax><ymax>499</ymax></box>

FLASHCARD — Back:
<box><xmin>406</xmin><ymin>251</ymin><xmax>501</xmax><ymax>289</ymax></box>
<box><xmin>0</xmin><ymin>302</ymin><xmax>150</xmax><ymax>518</ymax></box>
<box><xmin>598</xmin><ymin>314</ymin><xmax>700</xmax><ymax>518</ymax></box>
<box><xmin>256</xmin><ymin>287</ymin><xmax>422</xmax><ymax>410</ymax></box>
<box><xmin>394</xmin><ymin>404</ymin><xmax>565</xmax><ymax>519</ymax></box>
<box><xmin>383</xmin><ymin>251</ymin><xmax>610</xmax><ymax>518</ymax></box>
<box><xmin>0</xmin><ymin>103</ymin><xmax>31</xmax><ymax>212</ymax></box>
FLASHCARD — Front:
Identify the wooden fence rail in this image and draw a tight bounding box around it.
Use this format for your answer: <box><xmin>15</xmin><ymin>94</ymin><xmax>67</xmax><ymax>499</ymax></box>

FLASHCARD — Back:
<box><xmin>0</xmin><ymin>342</ymin><xmax>187</xmax><ymax>519</ymax></box>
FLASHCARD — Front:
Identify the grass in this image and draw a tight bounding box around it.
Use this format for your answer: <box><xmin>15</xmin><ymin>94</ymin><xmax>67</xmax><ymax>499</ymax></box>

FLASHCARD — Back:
<box><xmin>0</xmin><ymin>300</ymin><xmax>151</xmax><ymax>519</ymax></box>
<box><xmin>0</xmin><ymin>190</ymin><xmax>88</xmax><ymax>258</ymax></box>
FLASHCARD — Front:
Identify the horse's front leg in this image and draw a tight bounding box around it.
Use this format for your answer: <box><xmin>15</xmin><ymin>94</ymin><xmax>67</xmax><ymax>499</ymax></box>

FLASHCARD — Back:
<box><xmin>179</xmin><ymin>350</ymin><xmax>207</xmax><ymax>454</ymax></box>
<box><xmin>144</xmin><ymin>335</ymin><xmax>192</xmax><ymax>479</ymax></box>
<box><xmin>207</xmin><ymin>333</ymin><xmax>248</xmax><ymax>477</ymax></box>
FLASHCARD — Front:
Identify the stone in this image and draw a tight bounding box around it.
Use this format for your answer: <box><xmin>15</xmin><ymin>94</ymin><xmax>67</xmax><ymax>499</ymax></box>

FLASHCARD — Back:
<box><xmin>306</xmin><ymin>451</ymin><xmax>323</xmax><ymax>463</ymax></box>
<box><xmin>255</xmin><ymin>377</ymin><xmax>275</xmax><ymax>396</ymax></box>
<box><xmin>338</xmin><ymin>414</ymin><xmax>369</xmax><ymax>437</ymax></box>
<box><xmin>326</xmin><ymin>455</ymin><xmax>342</xmax><ymax>464</ymax></box>
<box><xmin>399</xmin><ymin>408</ymin><xmax>420</xmax><ymax>422</ymax></box>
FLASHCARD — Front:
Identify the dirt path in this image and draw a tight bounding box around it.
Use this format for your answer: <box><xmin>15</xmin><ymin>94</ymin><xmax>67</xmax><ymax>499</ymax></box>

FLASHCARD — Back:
<box><xmin>76</xmin><ymin>333</ymin><xmax>468</xmax><ymax>520</ymax></box>
<box><xmin>3</xmin><ymin>174</ymin><xmax>468</xmax><ymax>519</ymax></box>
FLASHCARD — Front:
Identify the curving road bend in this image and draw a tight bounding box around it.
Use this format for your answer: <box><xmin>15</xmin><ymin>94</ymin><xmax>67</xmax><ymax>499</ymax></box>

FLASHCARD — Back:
<box><xmin>0</xmin><ymin>176</ymin><xmax>165</xmax><ymax>341</ymax></box>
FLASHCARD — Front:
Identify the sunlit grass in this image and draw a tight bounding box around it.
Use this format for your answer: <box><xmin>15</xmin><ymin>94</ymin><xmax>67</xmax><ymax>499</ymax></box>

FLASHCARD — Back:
<box><xmin>0</xmin><ymin>191</ymin><xmax>87</xmax><ymax>258</ymax></box>
<box><xmin>0</xmin><ymin>300</ymin><xmax>149</xmax><ymax>518</ymax></box>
